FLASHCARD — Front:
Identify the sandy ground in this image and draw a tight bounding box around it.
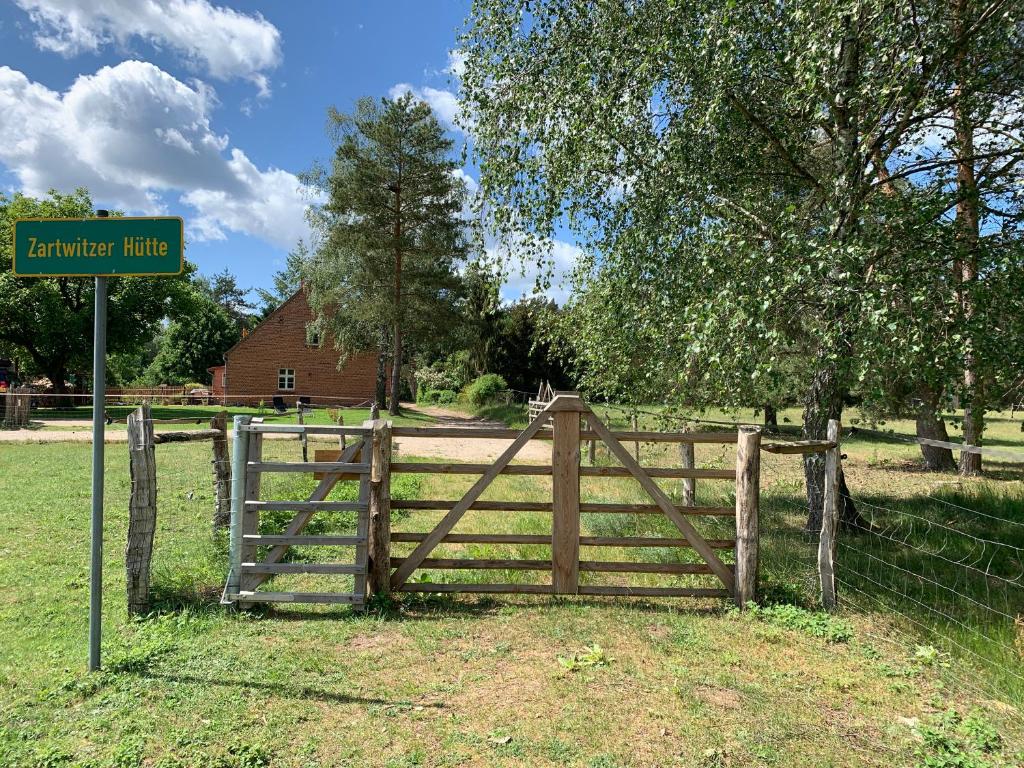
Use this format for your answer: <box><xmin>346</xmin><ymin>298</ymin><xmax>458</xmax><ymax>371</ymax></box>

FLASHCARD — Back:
<box><xmin>0</xmin><ymin>408</ymin><xmax>552</xmax><ymax>463</ymax></box>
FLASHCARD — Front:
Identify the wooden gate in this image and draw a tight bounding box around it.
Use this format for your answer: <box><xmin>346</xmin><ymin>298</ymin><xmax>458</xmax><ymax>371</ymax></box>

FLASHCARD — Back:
<box><xmin>385</xmin><ymin>393</ymin><xmax>758</xmax><ymax>603</ymax></box>
<box><xmin>223</xmin><ymin>418</ymin><xmax>376</xmax><ymax>606</ymax></box>
<box><xmin>223</xmin><ymin>394</ymin><xmax>761</xmax><ymax>607</ymax></box>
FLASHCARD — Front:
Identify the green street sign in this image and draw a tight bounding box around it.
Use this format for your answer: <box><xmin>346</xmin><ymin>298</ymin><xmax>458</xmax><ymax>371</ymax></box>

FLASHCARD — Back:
<box><xmin>13</xmin><ymin>216</ymin><xmax>184</xmax><ymax>277</ymax></box>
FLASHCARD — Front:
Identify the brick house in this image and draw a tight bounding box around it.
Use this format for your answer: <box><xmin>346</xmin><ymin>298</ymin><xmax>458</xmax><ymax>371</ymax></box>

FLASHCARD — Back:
<box><xmin>209</xmin><ymin>288</ymin><xmax>379</xmax><ymax>406</ymax></box>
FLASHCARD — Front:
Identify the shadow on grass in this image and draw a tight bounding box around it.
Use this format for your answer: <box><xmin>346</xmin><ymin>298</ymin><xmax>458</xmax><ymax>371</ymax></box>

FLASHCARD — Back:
<box><xmin>132</xmin><ymin>669</ymin><xmax>433</xmax><ymax>706</ymax></box>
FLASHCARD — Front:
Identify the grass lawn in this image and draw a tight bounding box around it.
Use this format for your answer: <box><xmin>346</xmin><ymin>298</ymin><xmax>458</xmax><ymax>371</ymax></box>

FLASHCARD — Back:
<box><xmin>1</xmin><ymin>410</ymin><xmax>1023</xmax><ymax>766</ymax></box>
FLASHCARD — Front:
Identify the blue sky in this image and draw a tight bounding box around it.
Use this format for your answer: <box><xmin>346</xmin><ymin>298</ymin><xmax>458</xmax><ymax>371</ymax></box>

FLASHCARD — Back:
<box><xmin>0</xmin><ymin>0</ymin><xmax>580</xmax><ymax>302</ymax></box>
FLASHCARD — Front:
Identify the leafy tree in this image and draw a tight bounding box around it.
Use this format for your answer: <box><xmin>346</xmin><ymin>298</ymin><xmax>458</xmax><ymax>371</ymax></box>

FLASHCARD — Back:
<box><xmin>461</xmin><ymin>262</ymin><xmax>502</xmax><ymax>375</ymax></box>
<box><xmin>257</xmin><ymin>240</ymin><xmax>310</xmax><ymax>316</ymax></box>
<box><xmin>144</xmin><ymin>288</ymin><xmax>239</xmax><ymax>385</ymax></box>
<box><xmin>199</xmin><ymin>268</ymin><xmax>257</xmax><ymax>332</ymax></box>
<box><xmin>461</xmin><ymin>0</ymin><xmax>1024</xmax><ymax>525</ymax></box>
<box><xmin>0</xmin><ymin>189</ymin><xmax>192</xmax><ymax>393</ymax></box>
<box><xmin>304</xmin><ymin>94</ymin><xmax>467</xmax><ymax>414</ymax></box>
<box><xmin>488</xmin><ymin>299</ymin><xmax>574</xmax><ymax>395</ymax></box>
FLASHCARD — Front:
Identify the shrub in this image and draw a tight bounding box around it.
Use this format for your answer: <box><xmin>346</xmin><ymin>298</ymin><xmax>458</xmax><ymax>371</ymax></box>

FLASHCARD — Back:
<box><xmin>416</xmin><ymin>389</ymin><xmax>458</xmax><ymax>405</ymax></box>
<box><xmin>464</xmin><ymin>374</ymin><xmax>508</xmax><ymax>406</ymax></box>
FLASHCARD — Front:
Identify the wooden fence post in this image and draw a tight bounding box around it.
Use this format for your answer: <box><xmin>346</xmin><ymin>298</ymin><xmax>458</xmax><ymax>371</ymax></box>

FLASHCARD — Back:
<box><xmin>298</xmin><ymin>405</ymin><xmax>308</xmax><ymax>462</ymax></box>
<box><xmin>587</xmin><ymin>436</ymin><xmax>596</xmax><ymax>465</ymax></box>
<box><xmin>679</xmin><ymin>435</ymin><xmax>696</xmax><ymax>507</ymax></box>
<box><xmin>240</xmin><ymin>429</ymin><xmax>263</xmax><ymax>594</ymax></box>
<box><xmin>368</xmin><ymin>420</ymin><xmax>392</xmax><ymax>597</ymax></box>
<box><xmin>734</xmin><ymin>425</ymin><xmax>761</xmax><ymax>608</ymax></box>
<box><xmin>125</xmin><ymin>404</ymin><xmax>157</xmax><ymax>615</ymax></box>
<box><xmin>819</xmin><ymin>419</ymin><xmax>842</xmax><ymax>610</ymax></box>
<box><xmin>631</xmin><ymin>413</ymin><xmax>640</xmax><ymax>461</ymax></box>
<box><xmin>210</xmin><ymin>411</ymin><xmax>231</xmax><ymax>530</ymax></box>
<box><xmin>552</xmin><ymin>403</ymin><xmax>582</xmax><ymax>594</ymax></box>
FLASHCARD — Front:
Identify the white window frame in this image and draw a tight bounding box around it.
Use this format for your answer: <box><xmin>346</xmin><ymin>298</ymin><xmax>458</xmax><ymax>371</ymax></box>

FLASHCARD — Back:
<box><xmin>278</xmin><ymin>368</ymin><xmax>295</xmax><ymax>391</ymax></box>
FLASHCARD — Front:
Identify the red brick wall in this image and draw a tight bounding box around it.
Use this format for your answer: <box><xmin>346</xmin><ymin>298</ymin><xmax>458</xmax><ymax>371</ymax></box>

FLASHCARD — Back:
<box><xmin>222</xmin><ymin>289</ymin><xmax>378</xmax><ymax>405</ymax></box>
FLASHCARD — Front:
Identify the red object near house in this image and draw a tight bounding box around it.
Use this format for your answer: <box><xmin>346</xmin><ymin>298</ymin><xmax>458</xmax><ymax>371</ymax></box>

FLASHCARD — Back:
<box><xmin>212</xmin><ymin>288</ymin><xmax>378</xmax><ymax>406</ymax></box>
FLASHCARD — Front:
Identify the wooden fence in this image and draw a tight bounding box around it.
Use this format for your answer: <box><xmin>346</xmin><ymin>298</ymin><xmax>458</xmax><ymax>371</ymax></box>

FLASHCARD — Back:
<box><xmin>124</xmin><ymin>403</ymin><xmax>231</xmax><ymax>614</ymax></box>
<box><xmin>223</xmin><ymin>393</ymin><xmax>761</xmax><ymax>608</ymax></box>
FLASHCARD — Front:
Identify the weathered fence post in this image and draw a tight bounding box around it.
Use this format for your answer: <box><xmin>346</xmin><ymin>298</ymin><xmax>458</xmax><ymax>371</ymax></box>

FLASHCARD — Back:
<box><xmin>125</xmin><ymin>404</ymin><xmax>157</xmax><ymax>614</ymax></box>
<box><xmin>734</xmin><ymin>425</ymin><xmax>761</xmax><ymax>608</ymax></box>
<box><xmin>551</xmin><ymin>397</ymin><xmax>583</xmax><ymax>594</ymax></box>
<box><xmin>297</xmin><ymin>405</ymin><xmax>308</xmax><ymax>462</ymax></box>
<box><xmin>587</xmin><ymin>436</ymin><xmax>596</xmax><ymax>465</ymax></box>
<box><xmin>367</xmin><ymin>419</ymin><xmax>392</xmax><ymax>597</ymax></box>
<box><xmin>226</xmin><ymin>415</ymin><xmax>251</xmax><ymax>601</ymax></box>
<box><xmin>210</xmin><ymin>411</ymin><xmax>231</xmax><ymax>530</ymax></box>
<box><xmin>631</xmin><ymin>413</ymin><xmax>640</xmax><ymax>462</ymax></box>
<box><xmin>818</xmin><ymin>419</ymin><xmax>842</xmax><ymax>610</ymax></box>
<box><xmin>679</xmin><ymin>432</ymin><xmax>696</xmax><ymax>507</ymax></box>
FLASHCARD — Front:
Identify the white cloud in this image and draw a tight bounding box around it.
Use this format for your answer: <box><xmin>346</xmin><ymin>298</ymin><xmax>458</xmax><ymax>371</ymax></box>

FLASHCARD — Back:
<box><xmin>389</xmin><ymin>82</ymin><xmax>466</xmax><ymax>133</ymax></box>
<box><xmin>13</xmin><ymin>0</ymin><xmax>281</xmax><ymax>90</ymax></box>
<box><xmin>489</xmin><ymin>237</ymin><xmax>584</xmax><ymax>305</ymax></box>
<box><xmin>445</xmin><ymin>49</ymin><xmax>467</xmax><ymax>80</ymax></box>
<box><xmin>0</xmin><ymin>61</ymin><xmax>314</xmax><ymax>249</ymax></box>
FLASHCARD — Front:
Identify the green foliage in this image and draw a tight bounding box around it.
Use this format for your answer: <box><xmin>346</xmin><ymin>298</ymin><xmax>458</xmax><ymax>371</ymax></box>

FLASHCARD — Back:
<box><xmin>745</xmin><ymin>604</ymin><xmax>853</xmax><ymax>644</ymax></box>
<box><xmin>303</xmin><ymin>93</ymin><xmax>468</xmax><ymax>408</ymax></box>
<box><xmin>256</xmin><ymin>240</ymin><xmax>309</xmax><ymax>316</ymax></box>
<box><xmin>0</xmin><ymin>189</ymin><xmax>192</xmax><ymax>390</ymax></box>
<box><xmin>416</xmin><ymin>389</ymin><xmax>458</xmax><ymax>405</ymax></box>
<box><xmin>414</xmin><ymin>350</ymin><xmax>475</xmax><ymax>394</ymax></box>
<box><xmin>557</xmin><ymin>643</ymin><xmax>612</xmax><ymax>672</ymax></box>
<box><xmin>460</xmin><ymin>0</ymin><xmax>1024</xmax><ymax>486</ymax></box>
<box><xmin>464</xmin><ymin>373</ymin><xmax>508</xmax><ymax>406</ymax></box>
<box><xmin>197</xmin><ymin>268</ymin><xmax>257</xmax><ymax>333</ymax></box>
<box><xmin>144</xmin><ymin>285</ymin><xmax>239</xmax><ymax>385</ymax></box>
<box><xmin>913</xmin><ymin>710</ymin><xmax>1011</xmax><ymax>768</ymax></box>
<box><xmin>485</xmin><ymin>298</ymin><xmax>573</xmax><ymax>394</ymax></box>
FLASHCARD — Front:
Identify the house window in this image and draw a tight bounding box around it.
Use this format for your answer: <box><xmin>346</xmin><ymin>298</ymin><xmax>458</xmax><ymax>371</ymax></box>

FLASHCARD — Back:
<box><xmin>221</xmin><ymin>371</ymin><xmax>226</xmax><ymax>387</ymax></box>
<box><xmin>278</xmin><ymin>368</ymin><xmax>295</xmax><ymax>390</ymax></box>
<box><xmin>306</xmin><ymin>326</ymin><xmax>322</xmax><ymax>348</ymax></box>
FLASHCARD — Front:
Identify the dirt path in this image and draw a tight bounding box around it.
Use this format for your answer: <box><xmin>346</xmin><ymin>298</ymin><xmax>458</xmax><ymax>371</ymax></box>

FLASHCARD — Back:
<box><xmin>0</xmin><ymin>411</ymin><xmax>551</xmax><ymax>463</ymax></box>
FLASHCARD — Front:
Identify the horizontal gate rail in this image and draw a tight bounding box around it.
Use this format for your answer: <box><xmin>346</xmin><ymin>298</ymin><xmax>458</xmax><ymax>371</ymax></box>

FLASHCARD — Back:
<box><xmin>399</xmin><ymin>583</ymin><xmax>555</xmax><ymax>594</ymax></box>
<box><xmin>245</xmin><ymin>501</ymin><xmax>367</xmax><ymax>512</ymax></box>
<box><xmin>247</xmin><ymin>461</ymin><xmax>370</xmax><ymax>474</ymax></box>
<box><xmin>389</xmin><ymin>426</ymin><xmax>739</xmax><ymax>443</ymax></box>
<box><xmin>241</xmin><ymin>563</ymin><xmax>365</xmax><ymax>574</ymax></box>
<box><xmin>243</xmin><ymin>534</ymin><xmax>366</xmax><ymax>546</ymax></box>
<box><xmin>391</xmin><ymin>462</ymin><xmax>734</xmax><ymax>479</ymax></box>
<box><xmin>389</xmin><ymin>499</ymin><xmax>734</xmax><ymax>515</ymax></box>
<box><xmin>390</xmin><ymin>532</ymin><xmax>734</xmax><ymax>548</ymax></box>
<box><xmin>240</xmin><ymin>424</ymin><xmax>371</xmax><ymax>436</ymax></box>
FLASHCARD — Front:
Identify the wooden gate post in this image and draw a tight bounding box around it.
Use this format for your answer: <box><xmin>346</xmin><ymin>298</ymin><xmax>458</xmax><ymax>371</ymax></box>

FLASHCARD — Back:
<box><xmin>818</xmin><ymin>419</ymin><xmax>842</xmax><ymax>610</ymax></box>
<box><xmin>226</xmin><ymin>415</ymin><xmax>251</xmax><ymax>601</ymax></box>
<box><xmin>367</xmin><ymin>420</ymin><xmax>392</xmax><ymax>597</ymax></box>
<box><xmin>551</xmin><ymin>398</ymin><xmax>583</xmax><ymax>594</ymax></box>
<box><xmin>125</xmin><ymin>404</ymin><xmax>157</xmax><ymax>615</ymax></box>
<box><xmin>734</xmin><ymin>425</ymin><xmax>761</xmax><ymax>608</ymax></box>
<box><xmin>210</xmin><ymin>411</ymin><xmax>231</xmax><ymax>530</ymax></box>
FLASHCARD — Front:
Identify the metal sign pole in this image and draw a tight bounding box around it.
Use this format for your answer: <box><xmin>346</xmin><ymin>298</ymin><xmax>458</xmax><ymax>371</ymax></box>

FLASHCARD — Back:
<box><xmin>88</xmin><ymin>212</ymin><xmax>109</xmax><ymax>672</ymax></box>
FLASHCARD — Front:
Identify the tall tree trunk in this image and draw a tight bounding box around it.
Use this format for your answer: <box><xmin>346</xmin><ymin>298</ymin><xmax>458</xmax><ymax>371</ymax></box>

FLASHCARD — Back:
<box><xmin>390</xmin><ymin>326</ymin><xmax>402</xmax><ymax>415</ymax></box>
<box><xmin>389</xmin><ymin>184</ymin><xmax>403</xmax><ymax>416</ymax></box>
<box><xmin>802</xmin><ymin>363</ymin><xmax>845</xmax><ymax>533</ymax></box>
<box><xmin>916</xmin><ymin>388</ymin><xmax>956</xmax><ymax>471</ymax></box>
<box><xmin>375</xmin><ymin>345</ymin><xmax>387</xmax><ymax>412</ymax></box>
<box><xmin>763</xmin><ymin>403</ymin><xmax>779</xmax><ymax>434</ymax></box>
<box><xmin>804</xmin><ymin>14</ymin><xmax>858</xmax><ymax>532</ymax></box>
<box><xmin>953</xmin><ymin>0</ymin><xmax>983</xmax><ymax>476</ymax></box>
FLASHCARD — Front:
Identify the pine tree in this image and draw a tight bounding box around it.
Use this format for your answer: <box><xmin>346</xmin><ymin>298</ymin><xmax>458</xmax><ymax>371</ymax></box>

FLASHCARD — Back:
<box><xmin>305</xmin><ymin>94</ymin><xmax>466</xmax><ymax>414</ymax></box>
